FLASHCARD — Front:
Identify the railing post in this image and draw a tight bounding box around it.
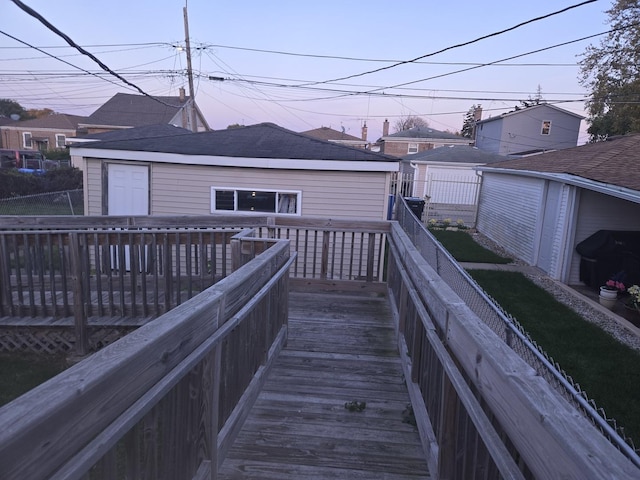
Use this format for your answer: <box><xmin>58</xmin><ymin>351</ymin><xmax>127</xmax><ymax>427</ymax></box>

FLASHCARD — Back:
<box><xmin>69</xmin><ymin>232</ymin><xmax>89</xmax><ymax>356</ymax></box>
<box><xmin>320</xmin><ymin>231</ymin><xmax>330</xmax><ymax>279</ymax></box>
<box><xmin>0</xmin><ymin>235</ymin><xmax>11</xmax><ymax>316</ymax></box>
<box><xmin>366</xmin><ymin>232</ymin><xmax>375</xmax><ymax>282</ymax></box>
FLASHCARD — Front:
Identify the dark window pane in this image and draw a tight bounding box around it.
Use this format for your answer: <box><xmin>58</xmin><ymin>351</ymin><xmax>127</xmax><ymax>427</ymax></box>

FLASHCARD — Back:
<box><xmin>215</xmin><ymin>190</ymin><xmax>234</xmax><ymax>210</ymax></box>
<box><xmin>237</xmin><ymin>190</ymin><xmax>275</xmax><ymax>212</ymax></box>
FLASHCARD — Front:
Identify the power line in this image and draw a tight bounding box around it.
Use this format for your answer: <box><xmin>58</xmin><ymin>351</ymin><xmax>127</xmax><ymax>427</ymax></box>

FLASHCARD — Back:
<box><xmin>8</xmin><ymin>0</ymin><xmax>176</xmax><ymax>107</ymax></box>
<box><xmin>0</xmin><ymin>29</ymin><xmax>133</xmax><ymax>91</ymax></box>
<box><xmin>200</xmin><ymin>43</ymin><xmax>579</xmax><ymax>67</ymax></box>
<box><xmin>297</xmin><ymin>0</ymin><xmax>597</xmax><ymax>87</ymax></box>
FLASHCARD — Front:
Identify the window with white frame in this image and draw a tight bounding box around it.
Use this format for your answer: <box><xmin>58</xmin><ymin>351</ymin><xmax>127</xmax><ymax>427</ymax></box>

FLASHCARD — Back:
<box><xmin>541</xmin><ymin>120</ymin><xmax>551</xmax><ymax>135</ymax></box>
<box><xmin>211</xmin><ymin>187</ymin><xmax>300</xmax><ymax>215</ymax></box>
<box><xmin>407</xmin><ymin>143</ymin><xmax>419</xmax><ymax>154</ymax></box>
<box><xmin>22</xmin><ymin>132</ymin><xmax>32</xmax><ymax>149</ymax></box>
<box><xmin>55</xmin><ymin>134</ymin><xmax>66</xmax><ymax>148</ymax></box>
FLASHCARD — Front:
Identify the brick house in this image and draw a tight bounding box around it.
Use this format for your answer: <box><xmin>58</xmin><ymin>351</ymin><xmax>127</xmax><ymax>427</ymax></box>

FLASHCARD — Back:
<box><xmin>378</xmin><ymin>119</ymin><xmax>471</xmax><ymax>156</ymax></box>
<box><xmin>0</xmin><ymin>113</ymin><xmax>87</xmax><ymax>151</ymax></box>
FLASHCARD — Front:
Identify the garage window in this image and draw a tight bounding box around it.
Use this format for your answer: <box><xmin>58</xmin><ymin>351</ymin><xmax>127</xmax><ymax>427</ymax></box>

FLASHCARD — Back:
<box><xmin>211</xmin><ymin>188</ymin><xmax>300</xmax><ymax>215</ymax></box>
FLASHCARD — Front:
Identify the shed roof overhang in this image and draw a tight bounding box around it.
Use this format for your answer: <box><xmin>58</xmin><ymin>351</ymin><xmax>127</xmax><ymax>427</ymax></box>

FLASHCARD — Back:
<box><xmin>476</xmin><ymin>167</ymin><xmax>640</xmax><ymax>204</ymax></box>
<box><xmin>71</xmin><ymin>147</ymin><xmax>400</xmax><ymax>173</ymax></box>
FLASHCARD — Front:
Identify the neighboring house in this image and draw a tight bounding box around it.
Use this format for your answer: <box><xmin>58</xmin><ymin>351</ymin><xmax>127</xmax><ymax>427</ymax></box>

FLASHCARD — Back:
<box><xmin>70</xmin><ymin>123</ymin><xmax>399</xmax><ymax>220</ymax></box>
<box><xmin>474</xmin><ymin>103</ymin><xmax>583</xmax><ymax>156</ymax></box>
<box><xmin>301</xmin><ymin>126</ymin><xmax>369</xmax><ymax>149</ymax></box>
<box><xmin>400</xmin><ymin>145</ymin><xmax>504</xmax><ymax>225</ymax></box>
<box><xmin>475</xmin><ymin>133</ymin><xmax>640</xmax><ymax>287</ymax></box>
<box><xmin>0</xmin><ymin>113</ymin><xmax>87</xmax><ymax>151</ymax></box>
<box><xmin>379</xmin><ymin>120</ymin><xmax>470</xmax><ymax>156</ymax></box>
<box><xmin>67</xmin><ymin>124</ymin><xmax>192</xmax><ymax>169</ymax></box>
<box><xmin>76</xmin><ymin>88</ymin><xmax>209</xmax><ymax>135</ymax></box>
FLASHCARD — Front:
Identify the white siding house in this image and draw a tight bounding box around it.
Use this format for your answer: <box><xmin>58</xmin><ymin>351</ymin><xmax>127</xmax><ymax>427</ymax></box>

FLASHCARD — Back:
<box><xmin>71</xmin><ymin>123</ymin><xmax>399</xmax><ymax>221</ymax></box>
<box><xmin>476</xmin><ymin>134</ymin><xmax>640</xmax><ymax>287</ymax></box>
<box><xmin>475</xmin><ymin>104</ymin><xmax>583</xmax><ymax>156</ymax></box>
<box><xmin>401</xmin><ymin>145</ymin><xmax>503</xmax><ymax>225</ymax></box>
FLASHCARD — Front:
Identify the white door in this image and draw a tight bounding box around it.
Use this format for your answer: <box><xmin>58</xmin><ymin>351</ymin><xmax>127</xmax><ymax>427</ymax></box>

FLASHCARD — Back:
<box><xmin>108</xmin><ymin>164</ymin><xmax>149</xmax><ymax>270</ymax></box>
<box><xmin>108</xmin><ymin>163</ymin><xmax>149</xmax><ymax>215</ymax></box>
<box><xmin>538</xmin><ymin>182</ymin><xmax>561</xmax><ymax>273</ymax></box>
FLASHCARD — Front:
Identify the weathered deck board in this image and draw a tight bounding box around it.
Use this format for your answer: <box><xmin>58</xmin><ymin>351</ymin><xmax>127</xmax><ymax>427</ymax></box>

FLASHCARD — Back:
<box><xmin>218</xmin><ymin>291</ymin><xmax>430</xmax><ymax>479</ymax></box>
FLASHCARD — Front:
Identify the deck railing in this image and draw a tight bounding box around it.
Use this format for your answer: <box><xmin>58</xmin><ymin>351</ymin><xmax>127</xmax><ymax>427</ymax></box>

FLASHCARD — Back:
<box><xmin>0</xmin><ymin>215</ymin><xmax>389</xmax><ymax>355</ymax></box>
<box><xmin>0</xmin><ymin>236</ymin><xmax>294</xmax><ymax>480</ymax></box>
<box><xmin>390</xmin><ymin>198</ymin><xmax>640</xmax><ymax>478</ymax></box>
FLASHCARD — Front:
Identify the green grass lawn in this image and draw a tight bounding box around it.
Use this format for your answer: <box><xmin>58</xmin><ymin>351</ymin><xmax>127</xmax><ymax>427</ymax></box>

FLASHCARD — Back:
<box><xmin>428</xmin><ymin>228</ymin><xmax>512</xmax><ymax>263</ymax></box>
<box><xmin>430</xmin><ymin>229</ymin><xmax>640</xmax><ymax>445</ymax></box>
<box><xmin>469</xmin><ymin>270</ymin><xmax>640</xmax><ymax>444</ymax></box>
<box><xmin>0</xmin><ymin>352</ymin><xmax>68</xmax><ymax>407</ymax></box>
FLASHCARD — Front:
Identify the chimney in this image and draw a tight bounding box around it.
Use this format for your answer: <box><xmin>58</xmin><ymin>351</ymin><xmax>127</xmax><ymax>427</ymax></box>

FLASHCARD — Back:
<box><xmin>361</xmin><ymin>122</ymin><xmax>368</xmax><ymax>141</ymax></box>
<box><xmin>473</xmin><ymin>105</ymin><xmax>482</xmax><ymax>122</ymax></box>
<box><xmin>179</xmin><ymin>87</ymin><xmax>186</xmax><ymax>102</ymax></box>
<box><xmin>383</xmin><ymin>119</ymin><xmax>389</xmax><ymax>137</ymax></box>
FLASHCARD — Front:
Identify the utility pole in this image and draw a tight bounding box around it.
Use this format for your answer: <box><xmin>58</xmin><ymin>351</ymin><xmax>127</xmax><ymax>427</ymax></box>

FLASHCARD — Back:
<box><xmin>183</xmin><ymin>5</ymin><xmax>198</xmax><ymax>132</ymax></box>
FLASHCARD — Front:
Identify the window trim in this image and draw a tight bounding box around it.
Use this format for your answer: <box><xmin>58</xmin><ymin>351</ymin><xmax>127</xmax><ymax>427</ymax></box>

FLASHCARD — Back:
<box><xmin>541</xmin><ymin>120</ymin><xmax>551</xmax><ymax>135</ymax></box>
<box><xmin>22</xmin><ymin>132</ymin><xmax>32</xmax><ymax>149</ymax></box>
<box><xmin>210</xmin><ymin>187</ymin><xmax>302</xmax><ymax>216</ymax></box>
<box><xmin>407</xmin><ymin>142</ymin><xmax>419</xmax><ymax>154</ymax></box>
<box><xmin>55</xmin><ymin>134</ymin><xmax>66</xmax><ymax>148</ymax></box>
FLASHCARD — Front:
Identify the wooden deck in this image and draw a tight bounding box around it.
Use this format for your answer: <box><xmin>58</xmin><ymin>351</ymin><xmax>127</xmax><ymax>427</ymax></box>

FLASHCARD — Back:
<box><xmin>218</xmin><ymin>290</ymin><xmax>430</xmax><ymax>479</ymax></box>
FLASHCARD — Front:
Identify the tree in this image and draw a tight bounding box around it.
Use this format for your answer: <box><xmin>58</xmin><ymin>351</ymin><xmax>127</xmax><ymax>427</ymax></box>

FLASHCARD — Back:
<box><xmin>393</xmin><ymin>115</ymin><xmax>428</xmax><ymax>132</ymax></box>
<box><xmin>520</xmin><ymin>85</ymin><xmax>544</xmax><ymax>108</ymax></box>
<box><xmin>0</xmin><ymin>99</ymin><xmax>28</xmax><ymax>119</ymax></box>
<box><xmin>25</xmin><ymin>108</ymin><xmax>54</xmax><ymax>119</ymax></box>
<box><xmin>461</xmin><ymin>105</ymin><xmax>480</xmax><ymax>138</ymax></box>
<box><xmin>579</xmin><ymin>0</ymin><xmax>640</xmax><ymax>141</ymax></box>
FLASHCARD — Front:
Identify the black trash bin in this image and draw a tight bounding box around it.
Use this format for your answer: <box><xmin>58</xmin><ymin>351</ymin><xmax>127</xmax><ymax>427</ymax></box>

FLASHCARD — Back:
<box><xmin>404</xmin><ymin>197</ymin><xmax>425</xmax><ymax>220</ymax></box>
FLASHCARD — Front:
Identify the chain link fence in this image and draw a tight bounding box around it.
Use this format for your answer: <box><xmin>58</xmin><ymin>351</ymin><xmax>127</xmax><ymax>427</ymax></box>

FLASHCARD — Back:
<box><xmin>396</xmin><ymin>196</ymin><xmax>640</xmax><ymax>466</ymax></box>
<box><xmin>0</xmin><ymin>189</ymin><xmax>83</xmax><ymax>215</ymax></box>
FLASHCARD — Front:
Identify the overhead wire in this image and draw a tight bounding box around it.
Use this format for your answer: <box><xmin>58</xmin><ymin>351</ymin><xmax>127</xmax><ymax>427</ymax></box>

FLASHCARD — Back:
<box><xmin>295</xmin><ymin>0</ymin><xmax>597</xmax><ymax>87</ymax></box>
<box><xmin>8</xmin><ymin>0</ymin><xmax>177</xmax><ymax>107</ymax></box>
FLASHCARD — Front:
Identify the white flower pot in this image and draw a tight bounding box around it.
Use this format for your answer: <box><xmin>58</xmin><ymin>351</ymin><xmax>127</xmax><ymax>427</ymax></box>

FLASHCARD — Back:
<box><xmin>599</xmin><ymin>287</ymin><xmax>618</xmax><ymax>299</ymax></box>
<box><xmin>599</xmin><ymin>288</ymin><xmax>617</xmax><ymax>310</ymax></box>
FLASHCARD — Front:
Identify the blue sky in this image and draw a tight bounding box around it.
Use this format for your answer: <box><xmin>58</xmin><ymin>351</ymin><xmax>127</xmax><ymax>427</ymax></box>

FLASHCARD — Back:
<box><xmin>1</xmin><ymin>0</ymin><xmax>611</xmax><ymax>142</ymax></box>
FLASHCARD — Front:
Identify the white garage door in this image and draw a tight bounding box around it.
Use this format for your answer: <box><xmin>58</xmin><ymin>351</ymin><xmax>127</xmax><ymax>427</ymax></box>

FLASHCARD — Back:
<box><xmin>108</xmin><ymin>163</ymin><xmax>149</xmax><ymax>215</ymax></box>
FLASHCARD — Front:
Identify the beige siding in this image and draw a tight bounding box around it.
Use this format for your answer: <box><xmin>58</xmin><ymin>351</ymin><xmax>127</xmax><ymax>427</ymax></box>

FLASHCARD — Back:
<box><xmin>86</xmin><ymin>158</ymin><xmax>104</xmax><ymax>216</ymax></box>
<box><xmin>151</xmin><ymin>164</ymin><xmax>390</xmax><ymax>220</ymax></box>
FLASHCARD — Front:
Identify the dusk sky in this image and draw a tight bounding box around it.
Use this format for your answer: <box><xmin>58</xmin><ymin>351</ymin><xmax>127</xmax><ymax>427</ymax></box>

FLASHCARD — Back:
<box><xmin>1</xmin><ymin>0</ymin><xmax>610</xmax><ymax>143</ymax></box>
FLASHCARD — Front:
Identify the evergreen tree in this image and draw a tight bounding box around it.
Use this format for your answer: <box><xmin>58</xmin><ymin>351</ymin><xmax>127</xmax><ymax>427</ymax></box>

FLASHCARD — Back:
<box><xmin>579</xmin><ymin>0</ymin><xmax>640</xmax><ymax>141</ymax></box>
<box><xmin>461</xmin><ymin>105</ymin><xmax>478</xmax><ymax>138</ymax></box>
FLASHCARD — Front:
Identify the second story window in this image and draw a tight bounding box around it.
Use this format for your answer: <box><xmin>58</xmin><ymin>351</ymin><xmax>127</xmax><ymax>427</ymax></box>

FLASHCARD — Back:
<box><xmin>56</xmin><ymin>134</ymin><xmax>66</xmax><ymax>148</ymax></box>
<box><xmin>407</xmin><ymin>143</ymin><xmax>419</xmax><ymax>154</ymax></box>
<box><xmin>22</xmin><ymin>132</ymin><xmax>32</xmax><ymax>149</ymax></box>
<box><xmin>541</xmin><ymin>120</ymin><xmax>551</xmax><ymax>135</ymax></box>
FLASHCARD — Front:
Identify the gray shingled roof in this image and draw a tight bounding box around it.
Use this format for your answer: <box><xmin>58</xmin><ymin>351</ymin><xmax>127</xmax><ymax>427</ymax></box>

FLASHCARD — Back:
<box><xmin>385</xmin><ymin>126</ymin><xmax>466</xmax><ymax>140</ymax></box>
<box><xmin>76</xmin><ymin>124</ymin><xmax>192</xmax><ymax>142</ymax></box>
<box><xmin>79</xmin><ymin>123</ymin><xmax>399</xmax><ymax>162</ymax></box>
<box><xmin>83</xmin><ymin>93</ymin><xmax>189</xmax><ymax>127</ymax></box>
<box><xmin>402</xmin><ymin>145</ymin><xmax>503</xmax><ymax>164</ymax></box>
<box><xmin>481</xmin><ymin>134</ymin><xmax>640</xmax><ymax>191</ymax></box>
<box><xmin>5</xmin><ymin>113</ymin><xmax>88</xmax><ymax>129</ymax></box>
<box><xmin>301</xmin><ymin>126</ymin><xmax>364</xmax><ymax>142</ymax></box>
<box><xmin>476</xmin><ymin>103</ymin><xmax>584</xmax><ymax>125</ymax></box>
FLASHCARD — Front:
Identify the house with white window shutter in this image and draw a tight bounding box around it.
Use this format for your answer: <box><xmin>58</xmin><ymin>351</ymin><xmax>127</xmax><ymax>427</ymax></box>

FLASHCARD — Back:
<box><xmin>70</xmin><ymin>123</ymin><xmax>399</xmax><ymax>220</ymax></box>
<box><xmin>474</xmin><ymin>103</ymin><xmax>583</xmax><ymax>157</ymax></box>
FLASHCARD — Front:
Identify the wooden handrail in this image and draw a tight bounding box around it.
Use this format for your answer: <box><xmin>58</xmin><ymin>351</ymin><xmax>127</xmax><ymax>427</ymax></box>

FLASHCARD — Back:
<box><xmin>0</xmin><ymin>238</ymin><xmax>292</xmax><ymax>479</ymax></box>
<box><xmin>387</xmin><ymin>221</ymin><xmax>639</xmax><ymax>479</ymax></box>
